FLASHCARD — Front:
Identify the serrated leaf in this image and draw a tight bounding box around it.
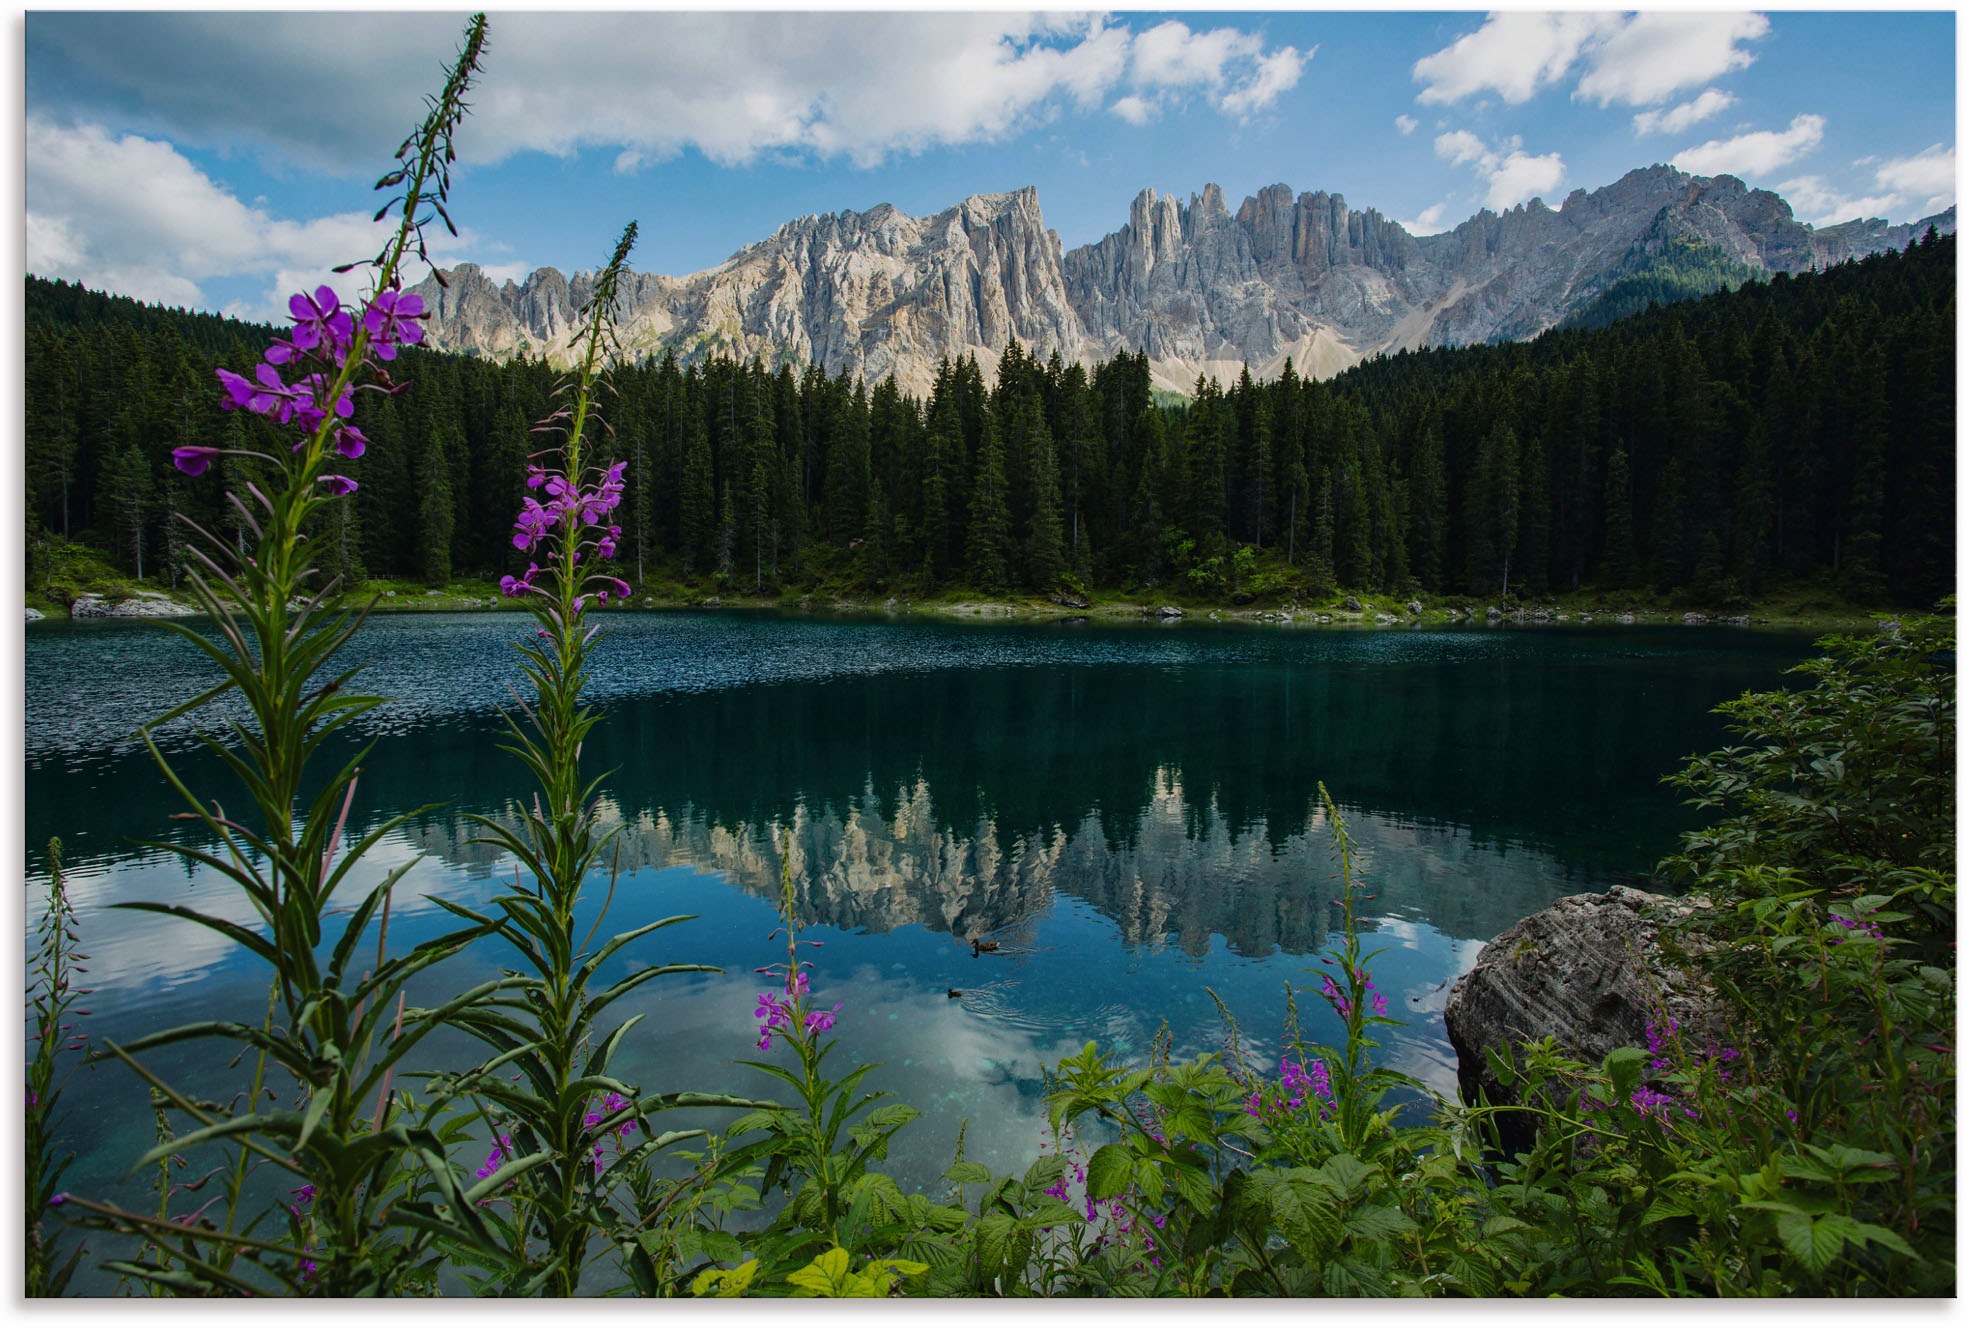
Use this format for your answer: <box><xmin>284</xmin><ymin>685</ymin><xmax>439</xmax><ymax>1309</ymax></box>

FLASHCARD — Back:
<box><xmin>1776</xmin><ymin>1210</ymin><xmax>1847</xmax><ymax>1278</ymax></box>
<box><xmin>1085</xmin><ymin>1143</ymin><xmax>1133</xmax><ymax>1200</ymax></box>
<box><xmin>786</xmin><ymin>1247</ymin><xmax>853</xmax><ymax>1297</ymax></box>
<box><xmin>690</xmin><ymin>1259</ymin><xmax>758</xmax><ymax>1297</ymax></box>
<box><xmin>944</xmin><ymin>1160</ymin><xmax>990</xmax><ymax>1185</ymax></box>
<box><xmin>1851</xmin><ymin>1221</ymin><xmax>1918</xmax><ymax>1260</ymax></box>
<box><xmin>1167</xmin><ymin>1161</ymin><xmax>1213</xmax><ymax>1209</ymax></box>
<box><xmin>1344</xmin><ymin>1201</ymin><xmax>1416</xmax><ymax>1243</ymax></box>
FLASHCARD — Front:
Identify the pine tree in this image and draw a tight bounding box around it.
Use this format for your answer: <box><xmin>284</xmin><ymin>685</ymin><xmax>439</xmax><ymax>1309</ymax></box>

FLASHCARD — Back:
<box><xmin>965</xmin><ymin>415</ymin><xmax>1012</xmax><ymax>590</ymax></box>
<box><xmin>1601</xmin><ymin>440</ymin><xmax>1636</xmax><ymax>590</ymax></box>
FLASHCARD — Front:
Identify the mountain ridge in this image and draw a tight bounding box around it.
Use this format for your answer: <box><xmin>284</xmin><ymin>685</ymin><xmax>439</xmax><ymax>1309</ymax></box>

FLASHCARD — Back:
<box><xmin>414</xmin><ymin>166</ymin><xmax>1955</xmax><ymax>395</ymax></box>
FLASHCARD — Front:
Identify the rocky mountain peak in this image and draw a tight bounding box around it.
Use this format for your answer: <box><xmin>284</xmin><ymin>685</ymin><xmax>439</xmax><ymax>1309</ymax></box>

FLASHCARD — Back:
<box><xmin>415</xmin><ymin>165</ymin><xmax>1954</xmax><ymax>395</ymax></box>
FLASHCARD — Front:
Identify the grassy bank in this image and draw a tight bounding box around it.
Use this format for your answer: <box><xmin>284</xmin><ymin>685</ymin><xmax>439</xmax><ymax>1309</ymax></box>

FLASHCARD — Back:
<box><xmin>28</xmin><ymin>537</ymin><xmax>1903</xmax><ymax>632</ymax></box>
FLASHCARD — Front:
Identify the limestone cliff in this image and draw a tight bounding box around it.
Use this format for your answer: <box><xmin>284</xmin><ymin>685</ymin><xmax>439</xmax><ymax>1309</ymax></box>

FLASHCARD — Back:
<box><xmin>414</xmin><ymin>166</ymin><xmax>1955</xmax><ymax>395</ymax></box>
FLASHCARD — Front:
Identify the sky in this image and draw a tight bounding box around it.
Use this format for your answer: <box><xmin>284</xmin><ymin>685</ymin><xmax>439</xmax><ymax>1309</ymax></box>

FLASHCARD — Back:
<box><xmin>20</xmin><ymin>7</ymin><xmax>1959</xmax><ymax>324</ymax></box>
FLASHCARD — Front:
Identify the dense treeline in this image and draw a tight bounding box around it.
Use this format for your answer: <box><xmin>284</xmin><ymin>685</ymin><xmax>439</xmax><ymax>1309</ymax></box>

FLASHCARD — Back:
<box><xmin>24</xmin><ymin>230</ymin><xmax>1954</xmax><ymax>607</ymax></box>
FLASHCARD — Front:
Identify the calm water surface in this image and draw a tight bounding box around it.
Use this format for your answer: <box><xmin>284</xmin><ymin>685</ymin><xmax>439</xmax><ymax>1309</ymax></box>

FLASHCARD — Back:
<box><xmin>25</xmin><ymin>609</ymin><xmax>1814</xmax><ymax>1272</ymax></box>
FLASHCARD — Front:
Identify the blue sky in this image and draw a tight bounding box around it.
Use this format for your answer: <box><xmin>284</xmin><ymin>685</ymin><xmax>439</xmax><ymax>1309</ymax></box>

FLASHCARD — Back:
<box><xmin>22</xmin><ymin>9</ymin><xmax>1957</xmax><ymax>323</ymax></box>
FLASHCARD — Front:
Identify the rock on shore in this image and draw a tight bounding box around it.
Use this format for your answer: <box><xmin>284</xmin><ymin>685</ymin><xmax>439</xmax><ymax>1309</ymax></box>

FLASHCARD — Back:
<box><xmin>1444</xmin><ymin>885</ymin><xmax>1722</xmax><ymax>1111</ymax></box>
<box><xmin>68</xmin><ymin>591</ymin><xmax>198</xmax><ymax>620</ymax></box>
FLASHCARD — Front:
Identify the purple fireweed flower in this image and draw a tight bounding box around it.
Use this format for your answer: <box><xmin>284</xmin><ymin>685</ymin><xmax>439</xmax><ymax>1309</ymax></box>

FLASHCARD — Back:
<box><xmin>474</xmin><ymin>1131</ymin><xmax>515</xmax><ymax>1180</ymax></box>
<box><xmin>171</xmin><ymin>446</ymin><xmax>224</xmax><ymax>477</ymax></box>
<box><xmin>216</xmin><ymin>367</ymin><xmax>257</xmax><ymax>411</ymax></box>
<box><xmin>287</xmin><ymin>286</ymin><xmax>354</xmax><ymax>357</ymax></box>
<box><xmin>804</xmin><ymin>1003</ymin><xmax>841</xmax><ymax>1035</ymax></box>
<box><xmin>1629</xmin><ymin>1086</ymin><xmax>1676</xmax><ymax>1121</ymax></box>
<box><xmin>335</xmin><ymin>424</ymin><xmax>369</xmax><ymax>460</ymax></box>
<box><xmin>249</xmin><ymin>362</ymin><xmax>313</xmax><ymax>424</ymax></box>
<box><xmin>317</xmin><ymin>475</ymin><xmax>358</xmax><ymax>496</ymax></box>
<box><xmin>362</xmin><ymin>289</ymin><xmax>425</xmax><ymax>360</ymax></box>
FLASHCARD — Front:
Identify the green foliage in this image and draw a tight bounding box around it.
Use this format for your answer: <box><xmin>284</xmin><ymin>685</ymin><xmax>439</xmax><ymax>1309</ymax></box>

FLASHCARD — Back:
<box><xmin>26</xmin><ymin>232</ymin><xmax>1954</xmax><ymax>608</ymax></box>
<box><xmin>1563</xmin><ymin>240</ymin><xmax>1767</xmax><ymax>331</ymax></box>
<box><xmin>1664</xmin><ymin>615</ymin><xmax>1955</xmax><ymax>896</ymax></box>
<box><xmin>26</xmin><ymin>839</ymin><xmax>87</xmax><ymax>1296</ymax></box>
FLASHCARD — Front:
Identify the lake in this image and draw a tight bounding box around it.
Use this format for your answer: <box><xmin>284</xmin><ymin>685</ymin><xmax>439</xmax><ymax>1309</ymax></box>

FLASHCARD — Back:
<box><xmin>25</xmin><ymin>609</ymin><xmax>1815</xmax><ymax>1279</ymax></box>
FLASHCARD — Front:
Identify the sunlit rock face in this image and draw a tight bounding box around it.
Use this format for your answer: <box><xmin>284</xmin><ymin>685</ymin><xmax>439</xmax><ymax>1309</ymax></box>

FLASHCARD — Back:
<box><xmin>415</xmin><ymin>168</ymin><xmax>1954</xmax><ymax>395</ymax></box>
<box><xmin>412</xmin><ymin>768</ymin><xmax>1588</xmax><ymax>960</ymax></box>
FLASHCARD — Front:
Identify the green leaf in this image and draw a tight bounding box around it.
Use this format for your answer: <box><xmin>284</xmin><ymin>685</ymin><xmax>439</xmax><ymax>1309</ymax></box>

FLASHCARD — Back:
<box><xmin>1850</xmin><ymin>1221</ymin><xmax>1918</xmax><ymax>1260</ymax></box>
<box><xmin>943</xmin><ymin>1160</ymin><xmax>991</xmax><ymax>1185</ymax></box>
<box><xmin>1085</xmin><ymin>1143</ymin><xmax>1133</xmax><ymax>1200</ymax></box>
<box><xmin>690</xmin><ymin>1259</ymin><xmax>758</xmax><ymax>1297</ymax></box>
<box><xmin>786</xmin><ymin>1246</ymin><xmax>854</xmax><ymax>1297</ymax></box>
<box><xmin>1776</xmin><ymin>1210</ymin><xmax>1848</xmax><ymax>1278</ymax></box>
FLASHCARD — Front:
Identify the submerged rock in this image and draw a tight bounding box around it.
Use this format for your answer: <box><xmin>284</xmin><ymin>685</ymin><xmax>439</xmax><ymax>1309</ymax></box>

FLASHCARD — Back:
<box><xmin>1444</xmin><ymin>885</ymin><xmax>1722</xmax><ymax>1115</ymax></box>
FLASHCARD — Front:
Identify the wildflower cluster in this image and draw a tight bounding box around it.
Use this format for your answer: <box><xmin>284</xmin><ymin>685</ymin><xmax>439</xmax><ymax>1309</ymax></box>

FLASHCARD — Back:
<box><xmin>176</xmin><ymin>282</ymin><xmax>428</xmax><ymax>494</ymax></box>
<box><xmin>1319</xmin><ymin>969</ymin><xmax>1388</xmax><ymax>1021</ymax></box>
<box><xmin>500</xmin><ymin>460</ymin><xmax>630</xmax><ymax>605</ymax></box>
<box><xmin>751</xmin><ymin>964</ymin><xmax>841</xmax><ymax>1052</ymax></box>
<box><xmin>496</xmin><ymin>223</ymin><xmax>639</xmax><ymax>610</ymax></box>
<box><xmin>1243</xmin><ymin>1055</ymin><xmax>1334</xmax><ymax>1119</ymax></box>
<box><xmin>582</xmin><ymin>1093</ymin><xmax>639</xmax><ymax>1174</ymax></box>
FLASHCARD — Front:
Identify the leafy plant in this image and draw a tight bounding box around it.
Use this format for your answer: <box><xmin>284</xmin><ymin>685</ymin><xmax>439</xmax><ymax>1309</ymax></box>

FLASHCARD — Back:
<box><xmin>58</xmin><ymin>18</ymin><xmax>511</xmax><ymax>1295</ymax></box>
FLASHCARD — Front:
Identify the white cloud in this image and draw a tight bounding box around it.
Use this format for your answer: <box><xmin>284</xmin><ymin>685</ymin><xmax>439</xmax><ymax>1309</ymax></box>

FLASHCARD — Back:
<box><xmin>1576</xmin><ymin>13</ymin><xmax>1769</xmax><ymax>107</ymax></box>
<box><xmin>1110</xmin><ymin>95</ymin><xmax>1156</xmax><ymax>126</ymax></box>
<box><xmin>1633</xmin><ymin>88</ymin><xmax>1736</xmax><ymax>137</ymax></box>
<box><xmin>28</xmin><ymin>12</ymin><xmax>1303</xmax><ymax>173</ymax></box>
<box><xmin>1774</xmin><ymin>176</ymin><xmax>1904</xmax><ymax>228</ymax></box>
<box><xmin>1394</xmin><ymin>114</ymin><xmax>1419</xmax><ymax>136</ymax></box>
<box><xmin>1485</xmin><ymin>151</ymin><xmax>1567</xmax><ymax>211</ymax></box>
<box><xmin>1874</xmin><ymin>144</ymin><xmax>1956</xmax><ymax>215</ymax></box>
<box><xmin>1414</xmin><ymin>12</ymin><xmax>1767</xmax><ymax>109</ymax></box>
<box><xmin>1673</xmin><ymin>114</ymin><xmax>1826</xmax><ymax>178</ymax></box>
<box><xmin>1125</xmin><ymin>19</ymin><xmax>1306</xmax><ymax>122</ymax></box>
<box><xmin>1414</xmin><ymin>12</ymin><xmax>1608</xmax><ymax>105</ymax></box>
<box><xmin>1435</xmin><ymin>129</ymin><xmax>1565</xmax><ymax>212</ymax></box>
<box><xmin>1777</xmin><ymin>144</ymin><xmax>1956</xmax><ymax>225</ymax></box>
<box><xmin>1131</xmin><ymin>18</ymin><xmax>1261</xmax><ymax>89</ymax></box>
<box><xmin>1400</xmin><ymin>202</ymin><xmax>1450</xmax><ymax>236</ymax></box>
<box><xmin>1219</xmin><ymin>46</ymin><xmax>1309</xmax><ymax>119</ymax></box>
<box><xmin>1434</xmin><ymin>129</ymin><xmax>1489</xmax><ymax>168</ymax></box>
<box><xmin>24</xmin><ymin>117</ymin><xmax>483</xmax><ymax>319</ymax></box>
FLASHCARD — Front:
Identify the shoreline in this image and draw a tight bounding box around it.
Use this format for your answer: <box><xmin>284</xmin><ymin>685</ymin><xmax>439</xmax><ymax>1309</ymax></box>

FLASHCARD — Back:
<box><xmin>29</xmin><ymin>583</ymin><xmax>1900</xmax><ymax>634</ymax></box>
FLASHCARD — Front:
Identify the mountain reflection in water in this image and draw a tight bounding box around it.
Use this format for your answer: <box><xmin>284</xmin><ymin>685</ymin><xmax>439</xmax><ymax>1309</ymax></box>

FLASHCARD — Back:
<box><xmin>25</xmin><ymin>611</ymin><xmax>1815</xmax><ymax>1261</ymax></box>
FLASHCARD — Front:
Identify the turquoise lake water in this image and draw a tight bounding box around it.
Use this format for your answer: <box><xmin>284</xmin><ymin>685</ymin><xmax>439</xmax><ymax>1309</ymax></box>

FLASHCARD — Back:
<box><xmin>25</xmin><ymin>609</ymin><xmax>1816</xmax><ymax>1279</ymax></box>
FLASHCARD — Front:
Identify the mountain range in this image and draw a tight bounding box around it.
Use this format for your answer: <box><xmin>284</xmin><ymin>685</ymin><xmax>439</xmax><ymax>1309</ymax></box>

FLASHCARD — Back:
<box><xmin>412</xmin><ymin>165</ymin><xmax>1955</xmax><ymax>396</ymax></box>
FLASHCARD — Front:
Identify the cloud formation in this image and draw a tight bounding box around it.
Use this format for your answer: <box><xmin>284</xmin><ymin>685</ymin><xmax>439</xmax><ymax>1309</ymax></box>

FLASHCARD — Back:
<box><xmin>28</xmin><ymin>12</ymin><xmax>1304</xmax><ymax>174</ymax></box>
<box><xmin>1414</xmin><ymin>12</ymin><xmax>1768</xmax><ymax>109</ymax></box>
<box><xmin>1672</xmin><ymin>114</ymin><xmax>1825</xmax><ymax>178</ymax></box>
<box><xmin>1434</xmin><ymin>130</ymin><xmax>1565</xmax><ymax>211</ymax></box>
<box><xmin>24</xmin><ymin>117</ymin><xmax>476</xmax><ymax>319</ymax></box>
<box><xmin>1779</xmin><ymin>145</ymin><xmax>1957</xmax><ymax>226</ymax></box>
<box><xmin>1394</xmin><ymin>114</ymin><xmax>1419</xmax><ymax>136</ymax></box>
<box><xmin>1413</xmin><ymin>12</ymin><xmax>1605</xmax><ymax>106</ymax></box>
<box><xmin>1573</xmin><ymin>14</ymin><xmax>1768</xmax><ymax>107</ymax></box>
<box><xmin>1632</xmin><ymin>88</ymin><xmax>1736</xmax><ymax>137</ymax></box>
